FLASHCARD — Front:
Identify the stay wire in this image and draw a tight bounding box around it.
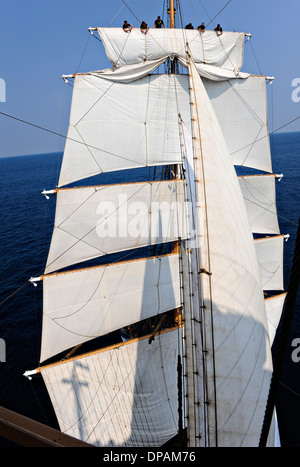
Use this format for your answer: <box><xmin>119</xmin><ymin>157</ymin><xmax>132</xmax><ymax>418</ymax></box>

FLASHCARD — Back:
<box><xmin>249</xmin><ymin>39</ymin><xmax>263</xmax><ymax>76</ymax></box>
<box><xmin>0</xmin><ymin>281</ymin><xmax>29</xmax><ymax>307</ymax></box>
<box><xmin>121</xmin><ymin>0</ymin><xmax>141</xmax><ymax>23</ymax></box>
<box><xmin>75</xmin><ymin>33</ymin><xmax>91</xmax><ymax>74</ymax></box>
<box><xmin>206</xmin><ymin>0</ymin><xmax>232</xmax><ymax>27</ymax></box>
<box><xmin>231</xmin><ymin>115</ymin><xmax>300</xmax><ymax>156</ymax></box>
<box><xmin>208</xmin><ymin>0</ymin><xmax>235</xmax><ymax>31</ymax></box>
<box><xmin>0</xmin><ymin>110</ymin><xmax>145</xmax><ymax>168</ymax></box>
<box><xmin>106</xmin><ymin>0</ymin><xmax>129</xmax><ymax>26</ymax></box>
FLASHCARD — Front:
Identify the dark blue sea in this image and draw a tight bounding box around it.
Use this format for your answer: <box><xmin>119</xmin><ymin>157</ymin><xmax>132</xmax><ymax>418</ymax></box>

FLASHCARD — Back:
<box><xmin>0</xmin><ymin>132</ymin><xmax>299</xmax><ymax>447</ymax></box>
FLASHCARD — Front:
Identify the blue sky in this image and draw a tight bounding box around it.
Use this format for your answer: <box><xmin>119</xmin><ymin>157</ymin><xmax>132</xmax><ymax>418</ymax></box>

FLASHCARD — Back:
<box><xmin>0</xmin><ymin>0</ymin><xmax>299</xmax><ymax>157</ymax></box>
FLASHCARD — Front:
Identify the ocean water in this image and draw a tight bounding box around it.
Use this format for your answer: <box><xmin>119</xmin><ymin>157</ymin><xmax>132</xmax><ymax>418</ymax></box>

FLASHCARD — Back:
<box><xmin>0</xmin><ymin>132</ymin><xmax>299</xmax><ymax>447</ymax></box>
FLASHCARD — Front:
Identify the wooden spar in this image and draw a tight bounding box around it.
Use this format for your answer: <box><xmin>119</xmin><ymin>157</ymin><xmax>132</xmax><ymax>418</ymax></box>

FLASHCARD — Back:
<box><xmin>254</xmin><ymin>234</ymin><xmax>287</xmax><ymax>243</ymax></box>
<box><xmin>27</xmin><ymin>325</ymin><xmax>183</xmax><ymax>375</ymax></box>
<box><xmin>56</xmin><ymin>178</ymin><xmax>183</xmax><ymax>192</ymax></box>
<box><xmin>264</xmin><ymin>292</ymin><xmax>287</xmax><ymax>302</ymax></box>
<box><xmin>29</xmin><ymin>249</ymin><xmax>180</xmax><ymax>284</ymax></box>
<box><xmin>237</xmin><ymin>173</ymin><xmax>283</xmax><ymax>179</ymax></box>
<box><xmin>0</xmin><ymin>406</ymin><xmax>93</xmax><ymax>447</ymax></box>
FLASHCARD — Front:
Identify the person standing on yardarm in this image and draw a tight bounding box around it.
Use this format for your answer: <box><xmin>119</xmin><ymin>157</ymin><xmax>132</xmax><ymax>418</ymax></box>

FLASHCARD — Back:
<box><xmin>153</xmin><ymin>16</ymin><xmax>165</xmax><ymax>28</ymax></box>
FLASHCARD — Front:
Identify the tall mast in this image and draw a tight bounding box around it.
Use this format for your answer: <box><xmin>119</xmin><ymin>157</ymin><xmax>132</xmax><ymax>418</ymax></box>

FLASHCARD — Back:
<box><xmin>168</xmin><ymin>0</ymin><xmax>176</xmax><ymax>74</ymax></box>
<box><xmin>169</xmin><ymin>0</ymin><xmax>175</xmax><ymax>28</ymax></box>
<box><xmin>169</xmin><ymin>0</ymin><xmax>177</xmax><ymax>178</ymax></box>
<box><xmin>168</xmin><ymin>0</ymin><xmax>200</xmax><ymax>447</ymax></box>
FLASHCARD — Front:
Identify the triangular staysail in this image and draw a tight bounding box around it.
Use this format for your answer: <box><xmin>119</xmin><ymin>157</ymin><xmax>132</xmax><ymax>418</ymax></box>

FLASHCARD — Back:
<box><xmin>182</xmin><ymin>55</ymin><xmax>273</xmax><ymax>447</ymax></box>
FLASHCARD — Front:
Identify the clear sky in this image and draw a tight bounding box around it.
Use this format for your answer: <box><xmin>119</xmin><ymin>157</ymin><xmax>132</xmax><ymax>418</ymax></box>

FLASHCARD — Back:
<box><xmin>1</xmin><ymin>0</ymin><xmax>299</xmax><ymax>157</ymax></box>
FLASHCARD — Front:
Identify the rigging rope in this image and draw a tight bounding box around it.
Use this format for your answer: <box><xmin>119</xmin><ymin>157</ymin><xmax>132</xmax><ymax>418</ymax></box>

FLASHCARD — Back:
<box><xmin>231</xmin><ymin>116</ymin><xmax>300</xmax><ymax>156</ymax></box>
<box><xmin>106</xmin><ymin>0</ymin><xmax>130</xmax><ymax>26</ymax></box>
<box><xmin>206</xmin><ymin>0</ymin><xmax>232</xmax><ymax>27</ymax></box>
<box><xmin>75</xmin><ymin>33</ymin><xmax>91</xmax><ymax>74</ymax></box>
<box><xmin>121</xmin><ymin>0</ymin><xmax>141</xmax><ymax>23</ymax></box>
<box><xmin>0</xmin><ymin>110</ymin><xmax>146</xmax><ymax>168</ymax></box>
<box><xmin>208</xmin><ymin>0</ymin><xmax>235</xmax><ymax>31</ymax></box>
<box><xmin>249</xmin><ymin>39</ymin><xmax>263</xmax><ymax>76</ymax></box>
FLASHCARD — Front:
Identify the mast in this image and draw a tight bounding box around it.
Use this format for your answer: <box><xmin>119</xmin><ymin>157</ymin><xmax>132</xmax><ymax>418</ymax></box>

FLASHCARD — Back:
<box><xmin>168</xmin><ymin>0</ymin><xmax>176</xmax><ymax>74</ymax></box>
<box><xmin>169</xmin><ymin>0</ymin><xmax>175</xmax><ymax>28</ymax></box>
<box><xmin>168</xmin><ymin>1</ymin><xmax>186</xmax><ymax>446</ymax></box>
<box><xmin>168</xmin><ymin>0</ymin><xmax>200</xmax><ymax>447</ymax></box>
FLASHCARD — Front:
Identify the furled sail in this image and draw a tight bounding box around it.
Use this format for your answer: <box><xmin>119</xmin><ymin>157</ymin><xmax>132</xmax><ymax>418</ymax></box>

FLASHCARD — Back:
<box><xmin>184</xmin><ymin>56</ymin><xmax>273</xmax><ymax>447</ymax></box>
<box><xmin>238</xmin><ymin>174</ymin><xmax>280</xmax><ymax>234</ymax></box>
<box><xmin>45</xmin><ymin>180</ymin><xmax>187</xmax><ymax>274</ymax></box>
<box><xmin>254</xmin><ymin>236</ymin><xmax>284</xmax><ymax>291</ymax></box>
<box><xmin>40</xmin><ymin>252</ymin><xmax>181</xmax><ymax>363</ymax></box>
<box><xmin>97</xmin><ymin>28</ymin><xmax>247</xmax><ymax>80</ymax></box>
<box><xmin>40</xmin><ymin>328</ymin><xmax>182</xmax><ymax>447</ymax></box>
<box><xmin>58</xmin><ymin>73</ymin><xmax>191</xmax><ymax>187</ymax></box>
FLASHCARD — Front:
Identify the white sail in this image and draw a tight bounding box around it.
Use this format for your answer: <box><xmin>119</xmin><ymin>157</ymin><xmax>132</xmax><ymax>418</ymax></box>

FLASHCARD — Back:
<box><xmin>185</xmin><ymin>57</ymin><xmax>273</xmax><ymax>447</ymax></box>
<box><xmin>40</xmin><ymin>328</ymin><xmax>182</xmax><ymax>447</ymax></box>
<box><xmin>265</xmin><ymin>293</ymin><xmax>286</xmax><ymax>345</ymax></box>
<box><xmin>92</xmin><ymin>59</ymin><xmax>167</xmax><ymax>82</ymax></box>
<box><xmin>58</xmin><ymin>73</ymin><xmax>191</xmax><ymax>187</ymax></box>
<box><xmin>238</xmin><ymin>175</ymin><xmax>280</xmax><ymax>234</ymax></box>
<box><xmin>254</xmin><ymin>235</ymin><xmax>284</xmax><ymax>291</ymax></box>
<box><xmin>58</xmin><ymin>70</ymin><xmax>271</xmax><ymax>188</ymax></box>
<box><xmin>98</xmin><ymin>28</ymin><xmax>245</xmax><ymax>76</ymax></box>
<box><xmin>45</xmin><ymin>180</ymin><xmax>187</xmax><ymax>274</ymax></box>
<box><xmin>203</xmin><ymin>76</ymin><xmax>272</xmax><ymax>172</ymax></box>
<box><xmin>41</xmin><ymin>252</ymin><xmax>180</xmax><ymax>363</ymax></box>
<box><xmin>26</xmin><ymin>5</ymin><xmax>281</xmax><ymax>448</ymax></box>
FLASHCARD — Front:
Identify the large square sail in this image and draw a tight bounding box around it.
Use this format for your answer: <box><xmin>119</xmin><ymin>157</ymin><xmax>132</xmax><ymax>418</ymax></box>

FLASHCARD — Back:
<box><xmin>40</xmin><ymin>328</ymin><xmax>183</xmax><ymax>447</ymax></box>
<box><xmin>58</xmin><ymin>73</ymin><xmax>191</xmax><ymax>187</ymax></box>
<box><xmin>45</xmin><ymin>180</ymin><xmax>188</xmax><ymax>274</ymax></box>
<box><xmin>41</xmin><ymin>252</ymin><xmax>181</xmax><ymax>363</ymax></box>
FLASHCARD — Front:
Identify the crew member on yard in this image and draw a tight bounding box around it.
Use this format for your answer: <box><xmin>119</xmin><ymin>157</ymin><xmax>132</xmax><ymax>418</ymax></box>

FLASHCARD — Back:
<box><xmin>214</xmin><ymin>24</ymin><xmax>223</xmax><ymax>35</ymax></box>
<box><xmin>153</xmin><ymin>16</ymin><xmax>165</xmax><ymax>28</ymax></box>
<box><xmin>123</xmin><ymin>20</ymin><xmax>133</xmax><ymax>32</ymax></box>
<box><xmin>140</xmin><ymin>21</ymin><xmax>149</xmax><ymax>34</ymax></box>
<box><xmin>196</xmin><ymin>22</ymin><xmax>205</xmax><ymax>32</ymax></box>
